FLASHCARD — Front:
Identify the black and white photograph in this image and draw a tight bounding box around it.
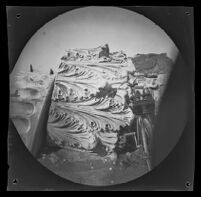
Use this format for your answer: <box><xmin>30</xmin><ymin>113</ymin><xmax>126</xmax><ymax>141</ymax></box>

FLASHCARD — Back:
<box><xmin>6</xmin><ymin>6</ymin><xmax>195</xmax><ymax>190</ymax></box>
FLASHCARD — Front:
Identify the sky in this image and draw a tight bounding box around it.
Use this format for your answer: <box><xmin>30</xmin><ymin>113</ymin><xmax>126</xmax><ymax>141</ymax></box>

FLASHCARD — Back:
<box><xmin>12</xmin><ymin>6</ymin><xmax>179</xmax><ymax>75</ymax></box>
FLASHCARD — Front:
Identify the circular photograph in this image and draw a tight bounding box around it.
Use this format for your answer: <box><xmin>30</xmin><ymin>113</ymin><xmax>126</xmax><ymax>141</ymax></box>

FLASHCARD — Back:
<box><xmin>9</xmin><ymin>6</ymin><xmax>179</xmax><ymax>186</ymax></box>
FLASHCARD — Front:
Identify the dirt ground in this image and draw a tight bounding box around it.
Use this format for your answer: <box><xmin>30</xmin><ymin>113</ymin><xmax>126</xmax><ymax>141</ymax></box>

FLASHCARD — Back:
<box><xmin>38</xmin><ymin>146</ymin><xmax>149</xmax><ymax>186</ymax></box>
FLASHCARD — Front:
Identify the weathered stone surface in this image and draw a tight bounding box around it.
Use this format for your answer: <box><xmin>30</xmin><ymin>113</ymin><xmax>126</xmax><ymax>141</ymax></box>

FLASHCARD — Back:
<box><xmin>60</xmin><ymin>44</ymin><xmax>128</xmax><ymax>64</ymax></box>
<box><xmin>61</xmin><ymin>44</ymin><xmax>110</xmax><ymax>62</ymax></box>
<box><xmin>9</xmin><ymin>72</ymin><xmax>54</xmax><ymax>153</ymax></box>
<box><xmin>132</xmin><ymin>53</ymin><xmax>173</xmax><ymax>74</ymax></box>
<box><xmin>48</xmin><ymin>45</ymin><xmax>135</xmax><ymax>153</ymax></box>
